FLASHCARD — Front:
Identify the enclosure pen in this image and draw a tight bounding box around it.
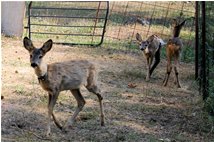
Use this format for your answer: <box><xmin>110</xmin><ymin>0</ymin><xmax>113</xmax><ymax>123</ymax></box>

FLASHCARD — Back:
<box><xmin>2</xmin><ymin>1</ymin><xmax>214</xmax><ymax>141</ymax></box>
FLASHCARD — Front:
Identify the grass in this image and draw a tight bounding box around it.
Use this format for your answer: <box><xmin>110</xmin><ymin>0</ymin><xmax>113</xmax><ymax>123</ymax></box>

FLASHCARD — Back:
<box><xmin>120</xmin><ymin>68</ymin><xmax>146</xmax><ymax>80</ymax></box>
<box><xmin>14</xmin><ymin>85</ymin><xmax>26</xmax><ymax>95</ymax></box>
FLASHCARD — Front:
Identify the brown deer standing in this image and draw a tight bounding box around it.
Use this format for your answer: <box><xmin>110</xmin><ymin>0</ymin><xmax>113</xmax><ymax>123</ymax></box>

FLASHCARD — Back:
<box><xmin>136</xmin><ymin>33</ymin><xmax>166</xmax><ymax>81</ymax></box>
<box><xmin>163</xmin><ymin>19</ymin><xmax>186</xmax><ymax>88</ymax></box>
<box><xmin>23</xmin><ymin>37</ymin><xmax>105</xmax><ymax>136</ymax></box>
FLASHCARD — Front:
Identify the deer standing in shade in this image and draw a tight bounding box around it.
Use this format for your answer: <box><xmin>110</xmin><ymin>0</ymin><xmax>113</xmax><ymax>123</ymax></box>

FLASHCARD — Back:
<box><xmin>23</xmin><ymin>37</ymin><xmax>105</xmax><ymax>136</ymax></box>
<box><xmin>163</xmin><ymin>19</ymin><xmax>186</xmax><ymax>88</ymax></box>
<box><xmin>136</xmin><ymin>33</ymin><xmax>166</xmax><ymax>81</ymax></box>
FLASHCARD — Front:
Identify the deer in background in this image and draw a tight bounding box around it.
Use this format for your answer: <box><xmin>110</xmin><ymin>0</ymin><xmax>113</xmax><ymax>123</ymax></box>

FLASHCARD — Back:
<box><xmin>163</xmin><ymin>19</ymin><xmax>186</xmax><ymax>88</ymax></box>
<box><xmin>136</xmin><ymin>33</ymin><xmax>166</xmax><ymax>81</ymax></box>
<box><xmin>23</xmin><ymin>37</ymin><xmax>105</xmax><ymax>136</ymax></box>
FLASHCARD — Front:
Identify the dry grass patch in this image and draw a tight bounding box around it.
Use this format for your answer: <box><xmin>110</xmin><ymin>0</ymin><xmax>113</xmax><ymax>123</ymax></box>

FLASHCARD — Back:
<box><xmin>1</xmin><ymin>36</ymin><xmax>213</xmax><ymax>141</ymax></box>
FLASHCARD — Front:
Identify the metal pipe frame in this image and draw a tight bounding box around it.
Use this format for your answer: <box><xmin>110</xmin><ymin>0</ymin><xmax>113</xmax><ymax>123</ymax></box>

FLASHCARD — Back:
<box><xmin>27</xmin><ymin>1</ymin><xmax>109</xmax><ymax>46</ymax></box>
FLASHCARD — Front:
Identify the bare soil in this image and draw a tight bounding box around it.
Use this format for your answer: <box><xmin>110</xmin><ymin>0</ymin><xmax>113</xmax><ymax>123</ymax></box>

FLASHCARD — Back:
<box><xmin>1</xmin><ymin>36</ymin><xmax>214</xmax><ymax>142</ymax></box>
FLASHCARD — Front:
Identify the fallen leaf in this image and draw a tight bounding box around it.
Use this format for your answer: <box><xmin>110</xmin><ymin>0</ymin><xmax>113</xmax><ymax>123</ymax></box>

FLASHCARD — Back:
<box><xmin>128</xmin><ymin>83</ymin><xmax>137</xmax><ymax>88</ymax></box>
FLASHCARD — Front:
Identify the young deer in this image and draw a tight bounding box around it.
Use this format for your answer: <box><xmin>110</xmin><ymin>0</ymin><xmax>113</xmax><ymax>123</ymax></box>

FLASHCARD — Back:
<box><xmin>163</xmin><ymin>19</ymin><xmax>186</xmax><ymax>88</ymax></box>
<box><xmin>23</xmin><ymin>37</ymin><xmax>105</xmax><ymax>136</ymax></box>
<box><xmin>136</xmin><ymin>33</ymin><xmax>166</xmax><ymax>81</ymax></box>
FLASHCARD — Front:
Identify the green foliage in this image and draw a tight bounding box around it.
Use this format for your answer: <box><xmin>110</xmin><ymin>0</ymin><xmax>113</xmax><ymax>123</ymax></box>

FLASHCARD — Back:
<box><xmin>197</xmin><ymin>1</ymin><xmax>214</xmax><ymax>128</ymax></box>
<box><xmin>204</xmin><ymin>93</ymin><xmax>214</xmax><ymax>128</ymax></box>
<box><xmin>181</xmin><ymin>45</ymin><xmax>195</xmax><ymax>63</ymax></box>
<box><xmin>15</xmin><ymin>85</ymin><xmax>25</xmax><ymax>95</ymax></box>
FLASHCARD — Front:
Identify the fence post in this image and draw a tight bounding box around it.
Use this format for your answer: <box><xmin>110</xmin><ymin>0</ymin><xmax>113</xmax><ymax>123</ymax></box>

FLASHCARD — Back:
<box><xmin>201</xmin><ymin>1</ymin><xmax>208</xmax><ymax>100</ymax></box>
<box><xmin>195</xmin><ymin>2</ymin><xmax>199</xmax><ymax>80</ymax></box>
<box><xmin>1</xmin><ymin>2</ymin><xmax>26</xmax><ymax>37</ymax></box>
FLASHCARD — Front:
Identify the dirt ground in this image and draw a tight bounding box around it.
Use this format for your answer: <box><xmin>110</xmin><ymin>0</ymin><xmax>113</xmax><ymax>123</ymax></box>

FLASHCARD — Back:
<box><xmin>1</xmin><ymin>36</ymin><xmax>214</xmax><ymax>142</ymax></box>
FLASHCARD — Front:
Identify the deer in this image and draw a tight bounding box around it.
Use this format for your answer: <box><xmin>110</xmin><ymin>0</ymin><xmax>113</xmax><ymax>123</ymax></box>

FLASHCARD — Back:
<box><xmin>163</xmin><ymin>19</ymin><xmax>186</xmax><ymax>88</ymax></box>
<box><xmin>136</xmin><ymin>33</ymin><xmax>166</xmax><ymax>81</ymax></box>
<box><xmin>23</xmin><ymin>37</ymin><xmax>105</xmax><ymax>136</ymax></box>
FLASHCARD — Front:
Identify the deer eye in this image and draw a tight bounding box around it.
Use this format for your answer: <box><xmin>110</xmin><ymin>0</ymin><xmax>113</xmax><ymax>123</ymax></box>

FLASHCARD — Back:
<box><xmin>30</xmin><ymin>55</ymin><xmax>32</xmax><ymax>58</ymax></box>
<box><xmin>39</xmin><ymin>55</ymin><xmax>43</xmax><ymax>59</ymax></box>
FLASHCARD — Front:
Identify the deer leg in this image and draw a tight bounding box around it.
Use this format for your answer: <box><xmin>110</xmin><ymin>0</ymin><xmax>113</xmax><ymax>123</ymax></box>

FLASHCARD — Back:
<box><xmin>146</xmin><ymin>57</ymin><xmax>152</xmax><ymax>81</ymax></box>
<box><xmin>149</xmin><ymin>48</ymin><xmax>161</xmax><ymax>76</ymax></box>
<box><xmin>174</xmin><ymin>57</ymin><xmax>181</xmax><ymax>88</ymax></box>
<box><xmin>47</xmin><ymin>93</ymin><xmax>61</xmax><ymax>136</ymax></box>
<box><xmin>86</xmin><ymin>85</ymin><xmax>105</xmax><ymax>126</ymax></box>
<box><xmin>52</xmin><ymin>113</ymin><xmax>63</xmax><ymax>130</ymax></box>
<box><xmin>63</xmin><ymin>89</ymin><xmax>85</xmax><ymax>132</ymax></box>
<box><xmin>86</xmin><ymin>68</ymin><xmax>105</xmax><ymax>126</ymax></box>
<box><xmin>163</xmin><ymin>59</ymin><xmax>172</xmax><ymax>87</ymax></box>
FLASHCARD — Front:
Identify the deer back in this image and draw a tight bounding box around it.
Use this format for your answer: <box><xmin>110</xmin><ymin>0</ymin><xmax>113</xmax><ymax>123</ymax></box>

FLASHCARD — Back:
<box><xmin>40</xmin><ymin>60</ymin><xmax>96</xmax><ymax>92</ymax></box>
<box><xmin>144</xmin><ymin>35</ymin><xmax>161</xmax><ymax>56</ymax></box>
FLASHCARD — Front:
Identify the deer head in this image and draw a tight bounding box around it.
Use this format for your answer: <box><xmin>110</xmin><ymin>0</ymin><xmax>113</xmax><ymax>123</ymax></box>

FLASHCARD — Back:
<box><xmin>23</xmin><ymin>37</ymin><xmax>53</xmax><ymax>68</ymax></box>
<box><xmin>136</xmin><ymin>33</ymin><xmax>152</xmax><ymax>53</ymax></box>
<box><xmin>171</xmin><ymin>19</ymin><xmax>186</xmax><ymax>38</ymax></box>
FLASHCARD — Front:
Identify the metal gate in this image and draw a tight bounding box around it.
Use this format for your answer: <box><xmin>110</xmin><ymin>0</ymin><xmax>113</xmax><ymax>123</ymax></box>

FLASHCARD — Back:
<box><xmin>26</xmin><ymin>1</ymin><xmax>109</xmax><ymax>46</ymax></box>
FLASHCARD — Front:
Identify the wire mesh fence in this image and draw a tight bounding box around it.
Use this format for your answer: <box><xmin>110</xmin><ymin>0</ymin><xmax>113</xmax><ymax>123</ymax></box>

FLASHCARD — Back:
<box><xmin>104</xmin><ymin>1</ymin><xmax>195</xmax><ymax>53</ymax></box>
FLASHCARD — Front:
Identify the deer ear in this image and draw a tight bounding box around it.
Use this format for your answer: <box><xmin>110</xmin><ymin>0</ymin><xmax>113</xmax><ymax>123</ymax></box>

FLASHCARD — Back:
<box><xmin>136</xmin><ymin>33</ymin><xmax>143</xmax><ymax>42</ymax></box>
<box><xmin>179</xmin><ymin>20</ymin><xmax>186</xmax><ymax>27</ymax></box>
<box><xmin>41</xmin><ymin>39</ymin><xmax>53</xmax><ymax>54</ymax></box>
<box><xmin>23</xmin><ymin>37</ymin><xmax>34</xmax><ymax>52</ymax></box>
<box><xmin>172</xmin><ymin>19</ymin><xmax>178</xmax><ymax>27</ymax></box>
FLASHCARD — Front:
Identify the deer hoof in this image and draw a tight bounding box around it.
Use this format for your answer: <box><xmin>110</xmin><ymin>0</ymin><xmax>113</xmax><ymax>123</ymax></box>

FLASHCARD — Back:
<box><xmin>101</xmin><ymin>121</ymin><xmax>105</xmax><ymax>126</ymax></box>
<box><xmin>46</xmin><ymin>131</ymin><xmax>51</xmax><ymax>137</ymax></box>
<box><xmin>62</xmin><ymin>125</ymin><xmax>73</xmax><ymax>133</ymax></box>
<box><xmin>146</xmin><ymin>78</ymin><xmax>150</xmax><ymax>82</ymax></box>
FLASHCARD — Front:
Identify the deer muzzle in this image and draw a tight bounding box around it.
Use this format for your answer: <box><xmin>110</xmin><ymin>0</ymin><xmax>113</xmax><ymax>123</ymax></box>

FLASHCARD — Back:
<box><xmin>31</xmin><ymin>63</ymin><xmax>38</xmax><ymax>68</ymax></box>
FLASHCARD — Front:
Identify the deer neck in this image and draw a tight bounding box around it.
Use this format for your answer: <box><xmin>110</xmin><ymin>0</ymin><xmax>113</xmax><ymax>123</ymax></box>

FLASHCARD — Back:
<box><xmin>34</xmin><ymin>61</ymin><xmax>48</xmax><ymax>78</ymax></box>
<box><xmin>172</xmin><ymin>20</ymin><xmax>185</xmax><ymax>38</ymax></box>
<box><xmin>172</xmin><ymin>26</ymin><xmax>181</xmax><ymax>38</ymax></box>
